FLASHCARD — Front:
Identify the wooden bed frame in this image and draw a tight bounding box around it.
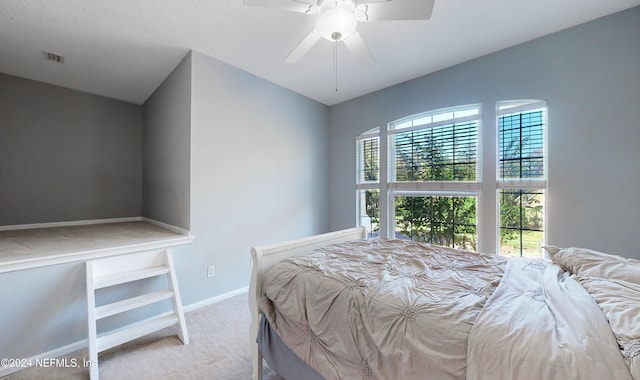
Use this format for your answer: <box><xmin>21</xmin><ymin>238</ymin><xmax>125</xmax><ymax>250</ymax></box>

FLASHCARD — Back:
<box><xmin>248</xmin><ymin>227</ymin><xmax>367</xmax><ymax>380</ymax></box>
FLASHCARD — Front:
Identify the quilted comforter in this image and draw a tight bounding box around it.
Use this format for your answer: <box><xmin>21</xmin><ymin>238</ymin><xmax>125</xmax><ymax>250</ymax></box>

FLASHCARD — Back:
<box><xmin>260</xmin><ymin>239</ymin><xmax>635</xmax><ymax>380</ymax></box>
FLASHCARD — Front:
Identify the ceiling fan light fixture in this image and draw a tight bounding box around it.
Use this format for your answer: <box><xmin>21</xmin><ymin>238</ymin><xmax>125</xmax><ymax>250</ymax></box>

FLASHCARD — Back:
<box><xmin>315</xmin><ymin>6</ymin><xmax>358</xmax><ymax>41</ymax></box>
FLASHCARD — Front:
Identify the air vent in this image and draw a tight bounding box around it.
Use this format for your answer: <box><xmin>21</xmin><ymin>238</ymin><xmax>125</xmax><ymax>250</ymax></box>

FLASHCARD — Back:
<box><xmin>44</xmin><ymin>51</ymin><xmax>65</xmax><ymax>63</ymax></box>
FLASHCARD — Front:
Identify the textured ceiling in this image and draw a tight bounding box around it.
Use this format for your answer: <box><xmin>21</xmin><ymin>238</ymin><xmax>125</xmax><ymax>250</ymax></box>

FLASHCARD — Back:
<box><xmin>1</xmin><ymin>0</ymin><xmax>638</xmax><ymax>106</ymax></box>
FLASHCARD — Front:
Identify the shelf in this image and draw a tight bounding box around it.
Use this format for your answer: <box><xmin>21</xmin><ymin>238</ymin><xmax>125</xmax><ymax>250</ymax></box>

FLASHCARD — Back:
<box><xmin>96</xmin><ymin>314</ymin><xmax>179</xmax><ymax>353</ymax></box>
<box><xmin>95</xmin><ymin>290</ymin><xmax>175</xmax><ymax>320</ymax></box>
<box><xmin>0</xmin><ymin>220</ymin><xmax>194</xmax><ymax>275</ymax></box>
<box><xmin>93</xmin><ymin>266</ymin><xmax>170</xmax><ymax>289</ymax></box>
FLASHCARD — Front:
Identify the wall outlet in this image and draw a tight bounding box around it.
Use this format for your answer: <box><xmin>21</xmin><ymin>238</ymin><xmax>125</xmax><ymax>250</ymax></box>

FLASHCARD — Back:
<box><xmin>207</xmin><ymin>265</ymin><xmax>215</xmax><ymax>278</ymax></box>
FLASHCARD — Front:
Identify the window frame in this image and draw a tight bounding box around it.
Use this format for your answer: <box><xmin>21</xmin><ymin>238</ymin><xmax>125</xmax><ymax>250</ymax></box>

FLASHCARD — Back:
<box><xmin>354</xmin><ymin>100</ymin><xmax>549</xmax><ymax>256</ymax></box>
<box><xmin>356</xmin><ymin>128</ymin><xmax>381</xmax><ymax>237</ymax></box>
<box><xmin>386</xmin><ymin>104</ymin><xmax>482</xmax><ymax>246</ymax></box>
<box><xmin>495</xmin><ymin>100</ymin><xmax>548</xmax><ymax>257</ymax></box>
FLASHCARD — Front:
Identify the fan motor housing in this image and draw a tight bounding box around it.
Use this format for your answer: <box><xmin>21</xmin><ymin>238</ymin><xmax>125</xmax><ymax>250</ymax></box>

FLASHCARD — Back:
<box><xmin>315</xmin><ymin>4</ymin><xmax>358</xmax><ymax>41</ymax></box>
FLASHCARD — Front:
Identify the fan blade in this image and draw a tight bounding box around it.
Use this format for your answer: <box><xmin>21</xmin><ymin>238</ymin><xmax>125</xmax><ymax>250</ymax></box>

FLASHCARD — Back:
<box><xmin>355</xmin><ymin>0</ymin><xmax>388</xmax><ymax>4</ymax></box>
<box><xmin>284</xmin><ymin>29</ymin><xmax>322</xmax><ymax>63</ymax></box>
<box><xmin>243</xmin><ymin>0</ymin><xmax>318</xmax><ymax>14</ymax></box>
<box><xmin>356</xmin><ymin>0</ymin><xmax>434</xmax><ymax>21</ymax></box>
<box><xmin>343</xmin><ymin>32</ymin><xmax>376</xmax><ymax>67</ymax></box>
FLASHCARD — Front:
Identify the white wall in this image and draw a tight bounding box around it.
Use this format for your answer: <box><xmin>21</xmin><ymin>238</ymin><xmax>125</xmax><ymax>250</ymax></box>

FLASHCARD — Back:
<box><xmin>0</xmin><ymin>263</ymin><xmax>87</xmax><ymax>364</ymax></box>
<box><xmin>327</xmin><ymin>7</ymin><xmax>640</xmax><ymax>258</ymax></box>
<box><xmin>172</xmin><ymin>51</ymin><xmax>329</xmax><ymax>304</ymax></box>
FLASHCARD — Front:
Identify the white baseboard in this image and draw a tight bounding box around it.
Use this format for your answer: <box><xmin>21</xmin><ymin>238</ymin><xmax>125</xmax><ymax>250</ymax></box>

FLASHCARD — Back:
<box><xmin>183</xmin><ymin>287</ymin><xmax>249</xmax><ymax>313</ymax></box>
<box><xmin>0</xmin><ymin>287</ymin><xmax>248</xmax><ymax>377</ymax></box>
<box><xmin>142</xmin><ymin>217</ymin><xmax>191</xmax><ymax>236</ymax></box>
<box><xmin>0</xmin><ymin>217</ymin><xmax>190</xmax><ymax>236</ymax></box>
<box><xmin>0</xmin><ymin>217</ymin><xmax>142</xmax><ymax>232</ymax></box>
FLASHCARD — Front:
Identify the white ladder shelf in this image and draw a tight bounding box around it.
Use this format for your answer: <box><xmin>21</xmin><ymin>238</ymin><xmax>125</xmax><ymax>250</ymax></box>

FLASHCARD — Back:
<box><xmin>86</xmin><ymin>249</ymin><xmax>189</xmax><ymax>380</ymax></box>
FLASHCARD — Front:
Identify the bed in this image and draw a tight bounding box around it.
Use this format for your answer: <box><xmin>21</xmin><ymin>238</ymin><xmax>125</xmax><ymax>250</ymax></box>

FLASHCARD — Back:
<box><xmin>249</xmin><ymin>227</ymin><xmax>640</xmax><ymax>380</ymax></box>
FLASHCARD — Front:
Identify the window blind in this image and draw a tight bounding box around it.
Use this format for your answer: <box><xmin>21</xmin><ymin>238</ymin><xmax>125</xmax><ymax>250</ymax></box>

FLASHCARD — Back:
<box><xmin>389</xmin><ymin>106</ymin><xmax>479</xmax><ymax>183</ymax></box>
<box><xmin>499</xmin><ymin>109</ymin><xmax>544</xmax><ymax>180</ymax></box>
<box><xmin>357</xmin><ymin>136</ymin><xmax>379</xmax><ymax>184</ymax></box>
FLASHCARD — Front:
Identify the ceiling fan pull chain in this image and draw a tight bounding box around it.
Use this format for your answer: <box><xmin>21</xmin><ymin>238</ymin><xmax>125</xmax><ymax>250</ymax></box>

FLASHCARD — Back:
<box><xmin>334</xmin><ymin>39</ymin><xmax>338</xmax><ymax>92</ymax></box>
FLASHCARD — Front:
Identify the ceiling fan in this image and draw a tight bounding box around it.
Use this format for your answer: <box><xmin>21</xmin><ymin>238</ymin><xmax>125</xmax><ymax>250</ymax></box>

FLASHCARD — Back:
<box><xmin>243</xmin><ymin>0</ymin><xmax>435</xmax><ymax>67</ymax></box>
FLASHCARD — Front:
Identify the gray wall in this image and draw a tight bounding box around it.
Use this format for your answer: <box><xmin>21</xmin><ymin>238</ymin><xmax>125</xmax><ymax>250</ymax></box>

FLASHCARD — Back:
<box><xmin>0</xmin><ymin>50</ymin><xmax>330</xmax><ymax>364</ymax></box>
<box><xmin>0</xmin><ymin>73</ymin><xmax>142</xmax><ymax>225</ymax></box>
<box><xmin>172</xmin><ymin>51</ymin><xmax>329</xmax><ymax>304</ymax></box>
<box><xmin>328</xmin><ymin>7</ymin><xmax>640</xmax><ymax>258</ymax></box>
<box><xmin>142</xmin><ymin>53</ymin><xmax>192</xmax><ymax>230</ymax></box>
<box><xmin>2</xmin><ymin>5</ymin><xmax>637</xmax><ymax>369</ymax></box>
<box><xmin>0</xmin><ymin>73</ymin><xmax>158</xmax><ymax>364</ymax></box>
<box><xmin>0</xmin><ymin>49</ymin><xmax>330</xmax><ymax>363</ymax></box>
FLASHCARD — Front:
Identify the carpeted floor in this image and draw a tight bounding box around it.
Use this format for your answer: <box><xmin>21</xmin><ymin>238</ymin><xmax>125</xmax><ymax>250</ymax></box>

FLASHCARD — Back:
<box><xmin>2</xmin><ymin>292</ymin><xmax>282</xmax><ymax>380</ymax></box>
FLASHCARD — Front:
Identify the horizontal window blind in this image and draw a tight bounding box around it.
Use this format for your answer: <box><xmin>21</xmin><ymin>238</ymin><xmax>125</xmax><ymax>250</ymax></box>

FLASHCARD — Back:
<box><xmin>389</xmin><ymin>105</ymin><xmax>480</xmax><ymax>183</ymax></box>
<box><xmin>499</xmin><ymin>108</ymin><xmax>544</xmax><ymax>180</ymax></box>
<box><xmin>392</xmin><ymin>122</ymin><xmax>477</xmax><ymax>181</ymax></box>
<box><xmin>357</xmin><ymin>136</ymin><xmax>379</xmax><ymax>184</ymax></box>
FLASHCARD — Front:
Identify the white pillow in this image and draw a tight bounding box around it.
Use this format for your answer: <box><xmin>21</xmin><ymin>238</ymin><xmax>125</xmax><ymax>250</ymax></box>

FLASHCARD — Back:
<box><xmin>543</xmin><ymin>246</ymin><xmax>640</xmax><ymax>284</ymax></box>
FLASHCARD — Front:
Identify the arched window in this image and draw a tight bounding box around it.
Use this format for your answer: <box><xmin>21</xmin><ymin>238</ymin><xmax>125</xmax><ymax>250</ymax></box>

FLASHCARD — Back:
<box><xmin>355</xmin><ymin>101</ymin><xmax>547</xmax><ymax>257</ymax></box>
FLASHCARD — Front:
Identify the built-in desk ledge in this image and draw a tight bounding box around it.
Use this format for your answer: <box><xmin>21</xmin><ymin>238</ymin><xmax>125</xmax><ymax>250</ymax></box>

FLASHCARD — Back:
<box><xmin>0</xmin><ymin>217</ymin><xmax>194</xmax><ymax>273</ymax></box>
